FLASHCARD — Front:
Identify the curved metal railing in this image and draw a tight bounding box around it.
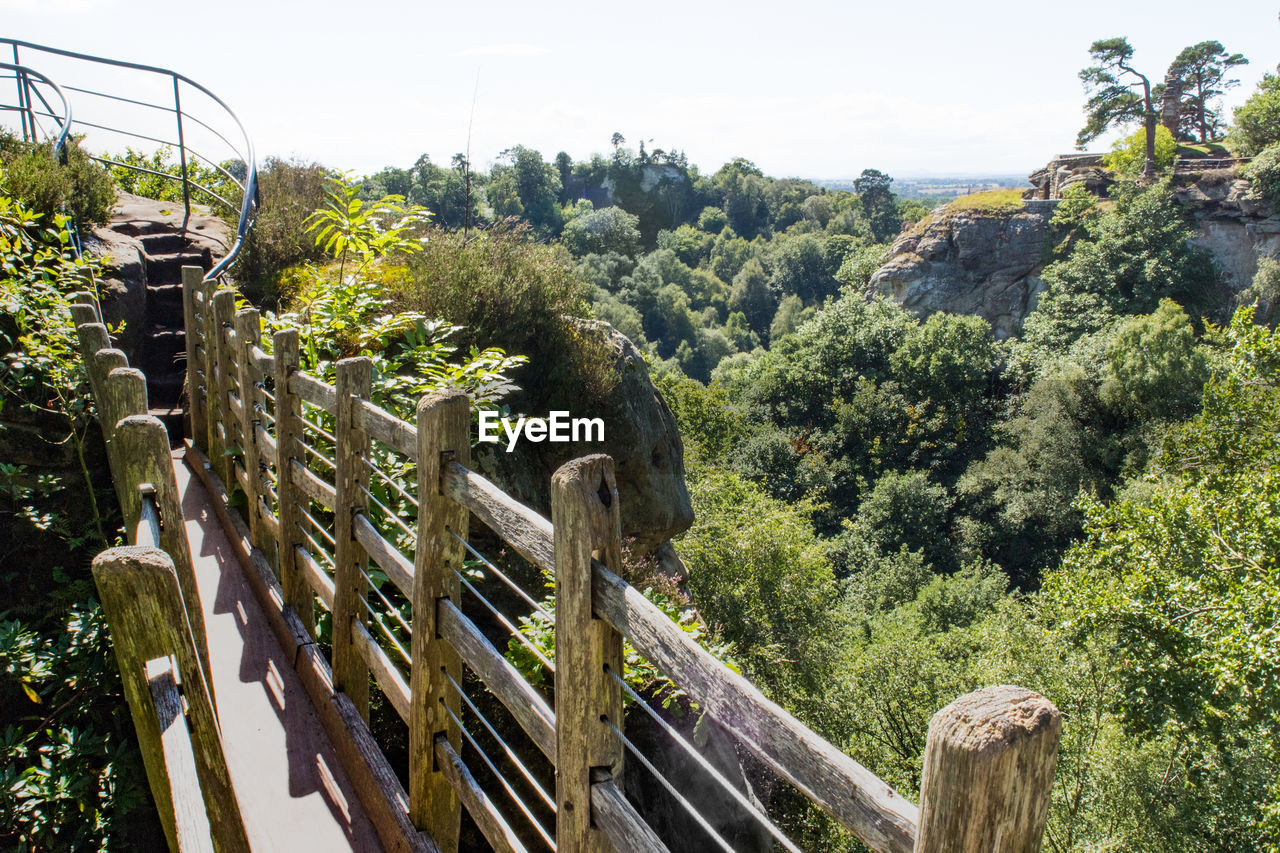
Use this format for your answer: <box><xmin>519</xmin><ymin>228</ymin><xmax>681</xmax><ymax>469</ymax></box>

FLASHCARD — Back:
<box><xmin>0</xmin><ymin>60</ymin><xmax>72</xmax><ymax>154</ymax></box>
<box><xmin>1</xmin><ymin>38</ymin><xmax>257</xmax><ymax>282</ymax></box>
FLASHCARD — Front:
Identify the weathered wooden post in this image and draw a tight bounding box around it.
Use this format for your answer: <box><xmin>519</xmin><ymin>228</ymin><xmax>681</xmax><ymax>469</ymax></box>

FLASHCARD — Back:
<box><xmin>201</xmin><ymin>279</ymin><xmax>221</xmax><ymax>466</ymax></box>
<box><xmin>209</xmin><ymin>290</ymin><xmax>238</xmax><ymax>488</ymax></box>
<box><xmin>100</xmin><ymin>365</ymin><xmax>148</xmax><ymax>511</ymax></box>
<box><xmin>409</xmin><ymin>390</ymin><xmax>469</xmax><ymax>849</ymax></box>
<box><xmin>181</xmin><ymin>265</ymin><xmax>208</xmax><ymax>448</ymax></box>
<box><xmin>913</xmin><ymin>685</ymin><xmax>1061</xmax><ymax>853</ymax></box>
<box><xmin>553</xmin><ymin>454</ymin><xmax>625</xmax><ymax>853</ymax></box>
<box><xmin>74</xmin><ymin>321</ymin><xmax>111</xmax><ymax>397</ymax></box>
<box><xmin>233</xmin><ymin>307</ymin><xmax>268</xmax><ymax>557</ymax></box>
<box><xmin>92</xmin><ymin>545</ymin><xmax>248</xmax><ymax>853</ymax></box>
<box><xmin>272</xmin><ymin>328</ymin><xmax>312</xmax><ymax>635</ymax></box>
<box><xmin>113</xmin><ymin>414</ymin><xmax>214</xmax><ymax>699</ymax></box>
<box><xmin>332</xmin><ymin>356</ymin><xmax>373</xmax><ymax>720</ymax></box>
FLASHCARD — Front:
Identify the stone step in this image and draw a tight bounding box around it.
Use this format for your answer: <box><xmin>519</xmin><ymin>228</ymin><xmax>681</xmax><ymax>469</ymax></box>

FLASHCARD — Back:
<box><xmin>148</xmin><ymin>406</ymin><xmax>185</xmax><ymax>448</ymax></box>
<box><xmin>139</xmin><ymin>232</ymin><xmax>187</xmax><ymax>255</ymax></box>
<box><xmin>148</xmin><ymin>250</ymin><xmax>212</xmax><ymax>282</ymax></box>
<box><xmin>148</xmin><ymin>283</ymin><xmax>185</xmax><ymax>306</ymax></box>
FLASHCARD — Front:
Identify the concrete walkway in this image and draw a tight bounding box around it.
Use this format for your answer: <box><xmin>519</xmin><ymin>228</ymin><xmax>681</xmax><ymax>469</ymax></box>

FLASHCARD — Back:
<box><xmin>174</xmin><ymin>453</ymin><xmax>382</xmax><ymax>851</ymax></box>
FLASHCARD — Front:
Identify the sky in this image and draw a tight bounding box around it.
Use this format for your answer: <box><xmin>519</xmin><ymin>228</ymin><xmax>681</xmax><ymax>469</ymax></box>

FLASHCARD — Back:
<box><xmin>3</xmin><ymin>0</ymin><xmax>1279</xmax><ymax>182</ymax></box>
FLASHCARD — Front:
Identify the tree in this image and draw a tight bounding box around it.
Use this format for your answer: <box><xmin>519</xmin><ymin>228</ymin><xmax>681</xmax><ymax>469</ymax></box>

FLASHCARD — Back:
<box><xmin>1165</xmin><ymin>41</ymin><xmax>1247</xmax><ymax>142</ymax></box>
<box><xmin>1078</xmin><ymin>38</ymin><xmax>1159</xmax><ymax>180</ymax></box>
<box><xmin>728</xmin><ymin>257</ymin><xmax>776</xmax><ymax>338</ymax></box>
<box><xmin>1229</xmin><ymin>67</ymin><xmax>1280</xmax><ymax>156</ymax></box>
<box><xmin>853</xmin><ymin>168</ymin><xmax>898</xmax><ymax>243</ymax></box>
<box><xmin>561</xmin><ymin>205</ymin><xmax>641</xmax><ymax>258</ymax></box>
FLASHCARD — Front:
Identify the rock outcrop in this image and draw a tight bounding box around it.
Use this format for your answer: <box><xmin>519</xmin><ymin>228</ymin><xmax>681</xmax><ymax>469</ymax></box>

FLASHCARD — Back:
<box><xmin>1175</xmin><ymin>175</ymin><xmax>1280</xmax><ymax>295</ymax></box>
<box><xmin>471</xmin><ymin>319</ymin><xmax>694</xmax><ymax>555</ymax></box>
<box><xmin>869</xmin><ymin>205</ymin><xmax>1055</xmax><ymax>339</ymax></box>
<box><xmin>1024</xmin><ymin>153</ymin><xmax>1112</xmax><ymax>200</ymax></box>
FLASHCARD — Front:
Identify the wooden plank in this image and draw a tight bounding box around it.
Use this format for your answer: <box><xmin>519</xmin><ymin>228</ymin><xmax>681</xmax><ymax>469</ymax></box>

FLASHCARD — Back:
<box><xmin>183</xmin><ymin>442</ymin><xmax>437</xmax><ymax>853</ymax></box>
<box><xmin>227</xmin><ymin>391</ymin><xmax>244</xmax><ymax>424</ymax></box>
<box><xmin>92</xmin><ymin>546</ymin><xmax>249</xmax><ymax>853</ymax></box>
<box><xmin>434</xmin><ymin>738</ymin><xmax>528</xmax><ymax>853</ymax></box>
<box><xmin>913</xmin><ymin>686</ymin><xmax>1060</xmax><ymax>853</ymax></box>
<box><xmin>292</xmin><ymin>458</ymin><xmax>337</xmax><ymax>510</ymax></box>
<box><xmin>182</xmin><ymin>266</ymin><xmax>207</xmax><ymax>446</ymax></box>
<box><xmin>147</xmin><ymin>656</ymin><xmax>215</xmax><ymax>853</ymax></box>
<box><xmin>437</xmin><ymin>599</ymin><xmax>556</xmax><ymax>763</ymax></box>
<box><xmin>357</xmin><ymin>398</ymin><xmax>417</xmax><ymax>460</ymax></box>
<box><xmin>233</xmin><ymin>308</ymin><xmax>267</xmax><ymax>555</ymax></box>
<box><xmin>297</xmin><ymin>545</ymin><xmax>336</xmax><ymax>610</ymax></box>
<box><xmin>332</xmin><ymin>357</ymin><xmax>373</xmax><ymax>720</ymax></box>
<box><xmin>590</xmin><ymin>772</ymin><xmax>668</xmax><ymax>853</ymax></box>
<box><xmin>114</xmin><ymin>415</ymin><xmax>214</xmax><ymax>700</ymax></box>
<box><xmin>201</xmin><ymin>279</ymin><xmax>221</xmax><ymax>474</ymax></box>
<box><xmin>353</xmin><ymin>512</ymin><xmax>414</xmax><ymax>598</ymax></box>
<box><xmin>290</xmin><ymin>369</ymin><xmax>337</xmax><ymax>413</ymax></box>
<box><xmin>234</xmin><ymin>461</ymin><xmax>249</xmax><ymax>497</ymax></box>
<box><xmin>441</xmin><ymin>461</ymin><xmax>553</xmax><ymax>575</ymax></box>
<box><xmin>249</xmin><ymin>343</ymin><xmax>273</xmax><ymax>375</ymax></box>
<box><xmin>211</xmin><ymin>290</ymin><xmax>237</xmax><ymax>487</ymax></box>
<box><xmin>255</xmin><ymin>424</ymin><xmax>277</xmax><ymax>465</ymax></box>
<box><xmin>352</xmin><ymin>617</ymin><xmax>411</xmax><ymax>723</ymax></box>
<box><xmin>410</xmin><ymin>390</ymin><xmax>469</xmax><ymax>847</ymax></box>
<box><xmin>552</xmin><ymin>455</ymin><xmax>624</xmax><ymax>853</ymax></box>
<box><xmin>273</xmin><ymin>329</ymin><xmax>311</xmax><ymax>636</ymax></box>
<box><xmin>258</xmin><ymin>497</ymin><xmax>280</xmax><ymax>542</ymax></box>
<box><xmin>591</xmin><ymin>564</ymin><xmax>919</xmax><ymax>853</ymax></box>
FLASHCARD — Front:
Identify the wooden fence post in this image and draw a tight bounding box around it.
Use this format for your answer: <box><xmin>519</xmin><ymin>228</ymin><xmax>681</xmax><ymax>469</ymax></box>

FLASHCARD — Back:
<box><xmin>409</xmin><ymin>390</ymin><xmax>470</xmax><ymax>849</ymax></box>
<box><xmin>101</xmin><ymin>365</ymin><xmax>148</xmax><ymax>512</ymax></box>
<box><xmin>332</xmin><ymin>356</ymin><xmax>373</xmax><ymax>720</ymax></box>
<box><xmin>202</xmin><ymin>279</ymin><xmax>221</xmax><ymax>467</ymax></box>
<box><xmin>272</xmin><ymin>328</ymin><xmax>312</xmax><ymax>636</ymax></box>
<box><xmin>913</xmin><ymin>685</ymin><xmax>1061</xmax><ymax>853</ymax></box>
<box><xmin>210</xmin><ymin>289</ymin><xmax>237</xmax><ymax>486</ymax></box>
<box><xmin>74</xmin><ymin>322</ymin><xmax>111</xmax><ymax>396</ymax></box>
<box><xmin>182</xmin><ymin>265</ymin><xmax>207</xmax><ymax>448</ymax></box>
<box><xmin>233</xmin><ymin>307</ymin><xmax>268</xmax><ymax>557</ymax></box>
<box><xmin>111</xmin><ymin>414</ymin><xmax>214</xmax><ymax>701</ymax></box>
<box><xmin>552</xmin><ymin>454</ymin><xmax>625</xmax><ymax>853</ymax></box>
<box><xmin>92</xmin><ymin>545</ymin><xmax>249</xmax><ymax>853</ymax></box>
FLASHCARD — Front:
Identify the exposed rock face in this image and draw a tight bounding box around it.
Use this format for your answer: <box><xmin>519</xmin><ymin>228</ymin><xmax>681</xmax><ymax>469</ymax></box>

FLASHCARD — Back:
<box><xmin>471</xmin><ymin>319</ymin><xmax>694</xmax><ymax>555</ymax></box>
<box><xmin>83</xmin><ymin>192</ymin><xmax>229</xmax><ymax>364</ymax></box>
<box><xmin>1024</xmin><ymin>153</ymin><xmax>1110</xmax><ymax>200</ymax></box>
<box><xmin>1176</xmin><ymin>176</ymin><xmax>1280</xmax><ymax>294</ymax></box>
<box><xmin>869</xmin><ymin>206</ymin><xmax>1055</xmax><ymax>339</ymax></box>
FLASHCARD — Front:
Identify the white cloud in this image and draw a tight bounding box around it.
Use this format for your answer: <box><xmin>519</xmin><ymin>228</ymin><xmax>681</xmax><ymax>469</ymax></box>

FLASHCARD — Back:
<box><xmin>450</xmin><ymin>43</ymin><xmax>548</xmax><ymax>57</ymax></box>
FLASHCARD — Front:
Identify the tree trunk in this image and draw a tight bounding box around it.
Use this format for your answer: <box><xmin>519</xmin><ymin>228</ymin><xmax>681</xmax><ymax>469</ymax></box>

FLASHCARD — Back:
<box><xmin>1143</xmin><ymin>112</ymin><xmax>1157</xmax><ymax>180</ymax></box>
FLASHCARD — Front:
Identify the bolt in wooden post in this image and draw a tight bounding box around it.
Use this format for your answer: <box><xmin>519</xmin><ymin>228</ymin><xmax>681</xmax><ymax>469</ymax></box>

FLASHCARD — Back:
<box><xmin>553</xmin><ymin>454</ymin><xmax>625</xmax><ymax>853</ymax></box>
<box><xmin>113</xmin><ymin>414</ymin><xmax>215</xmax><ymax>699</ymax></box>
<box><xmin>182</xmin><ymin>266</ymin><xmax>207</xmax><ymax>447</ymax></box>
<box><xmin>92</xmin><ymin>545</ymin><xmax>249</xmax><ymax>853</ymax></box>
<box><xmin>332</xmin><ymin>356</ymin><xmax>373</xmax><ymax>720</ymax></box>
<box><xmin>913</xmin><ymin>685</ymin><xmax>1061</xmax><ymax>853</ymax></box>
<box><xmin>202</xmin><ymin>279</ymin><xmax>221</xmax><ymax>466</ymax></box>
<box><xmin>409</xmin><ymin>390</ymin><xmax>470</xmax><ymax>849</ymax></box>
<box><xmin>233</xmin><ymin>308</ymin><xmax>268</xmax><ymax>557</ymax></box>
<box><xmin>272</xmin><ymin>329</ymin><xmax>312</xmax><ymax>636</ymax></box>
<box><xmin>210</xmin><ymin>290</ymin><xmax>237</xmax><ymax>488</ymax></box>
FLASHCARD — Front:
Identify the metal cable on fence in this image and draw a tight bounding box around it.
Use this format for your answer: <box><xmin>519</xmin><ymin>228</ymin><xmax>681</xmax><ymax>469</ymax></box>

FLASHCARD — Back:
<box><xmin>603</xmin><ymin>716</ymin><xmax>736</xmax><ymax>853</ymax></box>
<box><xmin>358</xmin><ymin>484</ymin><xmax>417</xmax><ymax>543</ymax></box>
<box><xmin>295</xmin><ymin>435</ymin><xmax>336</xmax><ymax>470</ymax></box>
<box><xmin>441</xmin><ymin>701</ymin><xmax>556</xmax><ymax>850</ymax></box>
<box><xmin>296</xmin><ymin>523</ymin><xmax>336</xmax><ymax>568</ymax></box>
<box><xmin>253</xmin><ymin>400</ymin><xmax>275</xmax><ymax>425</ymax></box>
<box><xmin>354</xmin><ymin>593</ymin><xmax>412</xmax><ymax>668</ymax></box>
<box><xmin>448</xmin><ymin>530</ymin><xmax>552</xmax><ymax>622</ymax></box>
<box><xmin>297</xmin><ymin>411</ymin><xmax>336</xmax><ymax>444</ymax></box>
<box><xmin>359</xmin><ymin>453</ymin><xmax>419</xmax><ymax>509</ymax></box>
<box><xmin>357</xmin><ymin>564</ymin><xmax>414</xmax><ymax>639</ymax></box>
<box><xmin>442</xmin><ymin>669</ymin><xmax>556</xmax><ymax>813</ymax></box>
<box><xmin>450</xmin><ymin>567</ymin><xmax>555</xmax><ymax>673</ymax></box>
<box><xmin>255</xmin><ymin>382</ymin><xmax>275</xmax><ymax>404</ymax></box>
<box><xmin>605</xmin><ymin>666</ymin><xmax>802</xmax><ymax>853</ymax></box>
<box><xmin>297</xmin><ymin>504</ymin><xmax>337</xmax><ymax>548</ymax></box>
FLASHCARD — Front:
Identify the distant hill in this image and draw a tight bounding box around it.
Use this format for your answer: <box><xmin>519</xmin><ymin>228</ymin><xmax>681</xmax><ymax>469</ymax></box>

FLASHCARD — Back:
<box><xmin>815</xmin><ymin>174</ymin><xmax>1030</xmax><ymax>201</ymax></box>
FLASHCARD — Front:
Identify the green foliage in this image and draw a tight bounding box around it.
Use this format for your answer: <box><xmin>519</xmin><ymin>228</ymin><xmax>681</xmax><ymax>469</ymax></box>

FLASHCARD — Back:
<box><xmin>727</xmin><ymin>257</ymin><xmax>775</xmax><ymax>338</ymax></box>
<box><xmin>1077</xmin><ymin>37</ymin><xmax>1155</xmax><ymax>150</ymax></box>
<box><xmin>0</xmin><ymin>134</ymin><xmax>115</xmax><ymax>226</ymax></box>
<box><xmin>1103</xmin><ymin>124</ymin><xmax>1178</xmax><ymax>177</ymax></box>
<box><xmin>105</xmin><ymin>145</ymin><xmax>238</xmax><ymax>213</ymax></box>
<box><xmin>1229</xmin><ymin>67</ymin><xmax>1280</xmax><ymax>156</ymax></box>
<box><xmin>944</xmin><ymin>189</ymin><xmax>1025</xmax><ymax>214</ymax></box>
<box><xmin>562</xmin><ymin>205</ymin><xmax>641</xmax><ymax>258</ymax></box>
<box><xmin>1050</xmin><ymin>183</ymin><xmax>1100</xmax><ymax>233</ymax></box>
<box><xmin>1100</xmin><ymin>299</ymin><xmax>1208</xmax><ymax>420</ymax></box>
<box><xmin>854</xmin><ymin>169</ymin><xmax>899</xmax><ymax>243</ymax></box>
<box><xmin>234</xmin><ymin>157</ymin><xmax>329</xmax><ymax>300</ymax></box>
<box><xmin>1165</xmin><ymin>41</ymin><xmax>1247</xmax><ymax>143</ymax></box>
<box><xmin>833</xmin><ymin>243</ymin><xmax>889</xmax><ymax>289</ymax></box>
<box><xmin>1241</xmin><ymin>142</ymin><xmax>1280</xmax><ymax>207</ymax></box>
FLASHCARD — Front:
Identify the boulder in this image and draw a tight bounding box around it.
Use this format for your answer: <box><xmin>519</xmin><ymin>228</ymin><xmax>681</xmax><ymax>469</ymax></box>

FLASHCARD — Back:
<box><xmin>869</xmin><ymin>205</ymin><xmax>1055</xmax><ymax>338</ymax></box>
<box><xmin>471</xmin><ymin>319</ymin><xmax>694</xmax><ymax>555</ymax></box>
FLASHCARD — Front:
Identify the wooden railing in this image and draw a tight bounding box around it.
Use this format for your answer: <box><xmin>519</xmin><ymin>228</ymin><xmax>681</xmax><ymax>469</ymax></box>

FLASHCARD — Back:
<box><xmin>78</xmin><ymin>265</ymin><xmax>1064</xmax><ymax>852</ymax></box>
<box><xmin>71</xmin><ymin>296</ymin><xmax>249</xmax><ymax>852</ymax></box>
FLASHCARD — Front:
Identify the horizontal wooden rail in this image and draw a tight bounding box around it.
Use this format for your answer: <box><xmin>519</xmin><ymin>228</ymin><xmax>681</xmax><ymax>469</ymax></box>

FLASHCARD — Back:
<box><xmin>353</xmin><ymin>513</ymin><xmax>414</xmax><ymax>598</ymax></box>
<box><xmin>353</xmin><ymin>617</ymin><xmax>411</xmax><ymax>722</ymax></box>
<box><xmin>297</xmin><ymin>545</ymin><xmax>336</xmax><ymax>609</ymax></box>
<box><xmin>442</xmin><ymin>461</ymin><xmax>554</xmax><ymax>574</ymax></box>
<box><xmin>290</xmin><ymin>369</ymin><xmax>337</xmax><ymax>412</ymax></box>
<box><xmin>292</xmin><ymin>458</ymin><xmax>337</xmax><ymax>509</ymax></box>
<box><xmin>590</xmin><ymin>770</ymin><xmax>668</xmax><ymax>853</ymax></box>
<box><xmin>147</xmin><ymin>656</ymin><xmax>215</xmax><ymax>853</ymax></box>
<box><xmin>358</xmin><ymin>398</ymin><xmax>417</xmax><ymax>459</ymax></box>
<box><xmin>434</xmin><ymin>737</ymin><xmax>526</xmax><ymax>853</ymax></box>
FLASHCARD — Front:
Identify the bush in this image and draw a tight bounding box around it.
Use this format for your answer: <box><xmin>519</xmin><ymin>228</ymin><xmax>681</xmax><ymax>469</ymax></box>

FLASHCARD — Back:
<box><xmin>1102</xmin><ymin>125</ymin><xmax>1177</xmax><ymax>177</ymax></box>
<box><xmin>0</xmin><ymin>133</ymin><xmax>115</xmax><ymax>226</ymax></box>
<box><xmin>1242</xmin><ymin>143</ymin><xmax>1280</xmax><ymax>207</ymax></box>
<box><xmin>1229</xmin><ymin>68</ymin><xmax>1280</xmax><ymax>156</ymax></box>
<box><xmin>234</xmin><ymin>157</ymin><xmax>330</xmax><ymax>301</ymax></box>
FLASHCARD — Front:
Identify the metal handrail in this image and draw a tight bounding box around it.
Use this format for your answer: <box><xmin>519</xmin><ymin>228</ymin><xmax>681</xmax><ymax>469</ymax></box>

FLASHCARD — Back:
<box><xmin>0</xmin><ymin>60</ymin><xmax>71</xmax><ymax>154</ymax></box>
<box><xmin>0</xmin><ymin>37</ymin><xmax>258</xmax><ymax>283</ymax></box>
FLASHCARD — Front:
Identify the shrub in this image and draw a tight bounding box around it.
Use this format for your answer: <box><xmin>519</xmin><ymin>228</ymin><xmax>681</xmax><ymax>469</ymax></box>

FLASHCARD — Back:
<box><xmin>234</xmin><ymin>157</ymin><xmax>330</xmax><ymax>302</ymax></box>
<box><xmin>1242</xmin><ymin>143</ymin><xmax>1280</xmax><ymax>207</ymax></box>
<box><xmin>1228</xmin><ymin>68</ymin><xmax>1280</xmax><ymax>156</ymax></box>
<box><xmin>1102</xmin><ymin>125</ymin><xmax>1177</xmax><ymax>177</ymax></box>
<box><xmin>0</xmin><ymin>133</ymin><xmax>115</xmax><ymax>226</ymax></box>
